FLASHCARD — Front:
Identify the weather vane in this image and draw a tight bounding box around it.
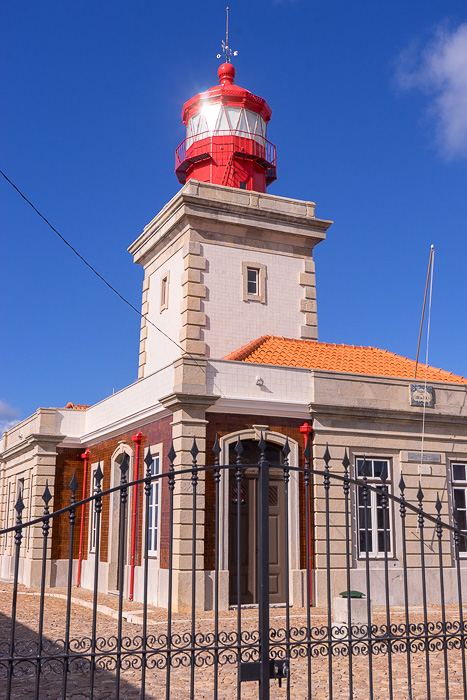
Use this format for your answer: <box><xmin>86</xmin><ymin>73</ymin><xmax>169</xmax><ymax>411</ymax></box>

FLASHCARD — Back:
<box><xmin>217</xmin><ymin>7</ymin><xmax>238</xmax><ymax>63</ymax></box>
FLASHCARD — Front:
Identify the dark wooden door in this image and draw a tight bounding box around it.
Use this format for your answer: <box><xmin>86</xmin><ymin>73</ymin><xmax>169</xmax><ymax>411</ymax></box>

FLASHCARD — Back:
<box><xmin>229</xmin><ymin>475</ymin><xmax>256</xmax><ymax>605</ymax></box>
<box><xmin>268</xmin><ymin>479</ymin><xmax>286</xmax><ymax>604</ymax></box>
<box><xmin>228</xmin><ymin>440</ymin><xmax>287</xmax><ymax>605</ymax></box>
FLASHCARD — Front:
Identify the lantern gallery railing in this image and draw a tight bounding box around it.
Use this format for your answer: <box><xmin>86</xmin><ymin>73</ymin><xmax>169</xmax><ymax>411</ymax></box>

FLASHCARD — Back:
<box><xmin>1</xmin><ymin>438</ymin><xmax>467</xmax><ymax>699</ymax></box>
<box><xmin>175</xmin><ymin>130</ymin><xmax>277</xmax><ymax>169</ymax></box>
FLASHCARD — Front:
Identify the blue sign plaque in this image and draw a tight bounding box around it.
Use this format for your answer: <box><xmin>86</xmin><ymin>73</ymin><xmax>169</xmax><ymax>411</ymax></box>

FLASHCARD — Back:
<box><xmin>410</xmin><ymin>383</ymin><xmax>434</xmax><ymax>407</ymax></box>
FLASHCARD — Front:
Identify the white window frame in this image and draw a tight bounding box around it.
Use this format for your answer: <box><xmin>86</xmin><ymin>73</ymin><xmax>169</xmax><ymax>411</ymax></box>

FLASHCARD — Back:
<box><xmin>3</xmin><ymin>482</ymin><xmax>12</xmax><ymax>551</ymax></box>
<box><xmin>242</xmin><ymin>261</ymin><xmax>266</xmax><ymax>303</ymax></box>
<box><xmin>247</xmin><ymin>268</ymin><xmax>258</xmax><ymax>295</ymax></box>
<box><xmin>25</xmin><ymin>476</ymin><xmax>32</xmax><ymax>551</ymax></box>
<box><xmin>4</xmin><ymin>480</ymin><xmax>15</xmax><ymax>552</ymax></box>
<box><xmin>16</xmin><ymin>477</ymin><xmax>24</xmax><ymax>504</ymax></box>
<box><xmin>146</xmin><ymin>453</ymin><xmax>161</xmax><ymax>558</ymax></box>
<box><xmin>89</xmin><ymin>463</ymin><xmax>101</xmax><ymax>554</ymax></box>
<box><xmin>451</xmin><ymin>462</ymin><xmax>467</xmax><ymax>557</ymax></box>
<box><xmin>356</xmin><ymin>458</ymin><xmax>393</xmax><ymax>559</ymax></box>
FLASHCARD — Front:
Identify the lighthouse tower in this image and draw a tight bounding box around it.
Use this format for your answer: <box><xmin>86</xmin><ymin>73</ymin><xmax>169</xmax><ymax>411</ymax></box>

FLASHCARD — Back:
<box><xmin>129</xmin><ymin>62</ymin><xmax>332</xmax><ymax>381</ymax></box>
<box><xmin>175</xmin><ymin>62</ymin><xmax>277</xmax><ymax>192</ymax></box>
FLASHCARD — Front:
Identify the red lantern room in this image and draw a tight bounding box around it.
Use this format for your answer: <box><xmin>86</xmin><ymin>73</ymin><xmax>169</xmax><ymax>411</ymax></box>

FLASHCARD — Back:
<box><xmin>175</xmin><ymin>63</ymin><xmax>277</xmax><ymax>193</ymax></box>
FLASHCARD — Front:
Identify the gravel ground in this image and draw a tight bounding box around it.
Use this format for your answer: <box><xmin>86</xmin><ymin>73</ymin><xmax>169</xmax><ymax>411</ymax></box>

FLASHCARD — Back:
<box><xmin>1</xmin><ymin>583</ymin><xmax>466</xmax><ymax>699</ymax></box>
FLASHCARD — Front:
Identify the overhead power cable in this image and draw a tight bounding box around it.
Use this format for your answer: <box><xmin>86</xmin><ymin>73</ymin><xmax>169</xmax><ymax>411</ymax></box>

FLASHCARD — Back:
<box><xmin>0</xmin><ymin>168</ymin><xmax>221</xmax><ymax>394</ymax></box>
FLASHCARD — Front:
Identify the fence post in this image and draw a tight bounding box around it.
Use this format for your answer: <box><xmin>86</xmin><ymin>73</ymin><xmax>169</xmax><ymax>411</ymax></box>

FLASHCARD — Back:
<box><xmin>258</xmin><ymin>433</ymin><xmax>270</xmax><ymax>700</ymax></box>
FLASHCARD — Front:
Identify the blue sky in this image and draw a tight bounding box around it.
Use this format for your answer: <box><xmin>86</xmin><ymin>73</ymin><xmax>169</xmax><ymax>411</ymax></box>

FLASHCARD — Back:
<box><xmin>1</xmin><ymin>0</ymin><xmax>467</xmax><ymax>429</ymax></box>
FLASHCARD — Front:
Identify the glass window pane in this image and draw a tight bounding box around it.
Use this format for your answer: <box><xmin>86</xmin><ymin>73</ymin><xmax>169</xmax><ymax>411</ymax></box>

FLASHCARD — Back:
<box><xmin>247</xmin><ymin>269</ymin><xmax>258</xmax><ymax>294</ymax></box>
<box><xmin>357</xmin><ymin>459</ymin><xmax>372</xmax><ymax>476</ymax></box>
<box><xmin>245</xmin><ymin>110</ymin><xmax>265</xmax><ymax>144</ymax></box>
<box><xmin>360</xmin><ymin>531</ymin><xmax>372</xmax><ymax>552</ymax></box>
<box><xmin>377</xmin><ymin>506</ymin><xmax>385</xmax><ymax>529</ymax></box>
<box><xmin>237</xmin><ymin>109</ymin><xmax>249</xmax><ymax>136</ymax></box>
<box><xmin>454</xmin><ymin>489</ymin><xmax>466</xmax><ymax>509</ymax></box>
<box><xmin>378</xmin><ymin>531</ymin><xmax>385</xmax><ymax>552</ymax></box>
<box><xmin>246</xmin><ymin>110</ymin><xmax>258</xmax><ymax>134</ymax></box>
<box><xmin>264</xmin><ymin>444</ymin><xmax>282</xmax><ymax>464</ymax></box>
<box><xmin>201</xmin><ymin>104</ymin><xmax>220</xmax><ymax>132</ymax></box>
<box><xmin>374</xmin><ymin>461</ymin><xmax>387</xmax><ymax>478</ymax></box>
<box><xmin>197</xmin><ymin>114</ymin><xmax>208</xmax><ymax>136</ymax></box>
<box><xmin>215</xmin><ymin>106</ymin><xmax>230</xmax><ymax>133</ymax></box>
<box><xmin>191</xmin><ymin>114</ymin><xmax>200</xmax><ymax>134</ymax></box>
<box><xmin>458</xmin><ymin>511</ymin><xmax>467</xmax><ymax>531</ymax></box>
<box><xmin>187</xmin><ymin>113</ymin><xmax>203</xmax><ymax>146</ymax></box>
<box><xmin>226</xmin><ymin>106</ymin><xmax>241</xmax><ymax>131</ymax></box>
<box><xmin>257</xmin><ymin>116</ymin><xmax>266</xmax><ymax>138</ymax></box>
<box><xmin>453</xmin><ymin>464</ymin><xmax>466</xmax><ymax>482</ymax></box>
<box><xmin>378</xmin><ymin>531</ymin><xmax>390</xmax><ymax>553</ymax></box>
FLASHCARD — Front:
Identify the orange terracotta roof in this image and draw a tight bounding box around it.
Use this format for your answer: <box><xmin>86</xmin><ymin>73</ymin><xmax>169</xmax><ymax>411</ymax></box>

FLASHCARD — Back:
<box><xmin>223</xmin><ymin>336</ymin><xmax>467</xmax><ymax>385</ymax></box>
<box><xmin>64</xmin><ymin>402</ymin><xmax>89</xmax><ymax>410</ymax></box>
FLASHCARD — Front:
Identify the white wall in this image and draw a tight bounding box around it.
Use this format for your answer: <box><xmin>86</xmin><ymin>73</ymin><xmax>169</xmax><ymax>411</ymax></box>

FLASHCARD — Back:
<box><xmin>208</xmin><ymin>360</ymin><xmax>311</xmax><ymax>405</ymax></box>
<box><xmin>144</xmin><ymin>247</ymin><xmax>185</xmax><ymax>376</ymax></box>
<box><xmin>78</xmin><ymin>364</ymin><xmax>174</xmax><ymax>441</ymax></box>
<box><xmin>202</xmin><ymin>242</ymin><xmax>304</xmax><ymax>359</ymax></box>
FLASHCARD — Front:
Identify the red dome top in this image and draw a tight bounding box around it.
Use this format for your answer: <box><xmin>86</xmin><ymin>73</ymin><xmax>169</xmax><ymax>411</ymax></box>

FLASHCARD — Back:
<box><xmin>218</xmin><ymin>62</ymin><xmax>236</xmax><ymax>85</ymax></box>
<box><xmin>181</xmin><ymin>63</ymin><xmax>272</xmax><ymax>124</ymax></box>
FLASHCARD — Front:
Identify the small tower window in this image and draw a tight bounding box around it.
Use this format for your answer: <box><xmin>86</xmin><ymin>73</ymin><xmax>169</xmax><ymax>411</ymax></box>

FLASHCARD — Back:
<box><xmin>160</xmin><ymin>272</ymin><xmax>170</xmax><ymax>312</ymax></box>
<box><xmin>242</xmin><ymin>262</ymin><xmax>266</xmax><ymax>303</ymax></box>
<box><xmin>247</xmin><ymin>268</ymin><xmax>258</xmax><ymax>295</ymax></box>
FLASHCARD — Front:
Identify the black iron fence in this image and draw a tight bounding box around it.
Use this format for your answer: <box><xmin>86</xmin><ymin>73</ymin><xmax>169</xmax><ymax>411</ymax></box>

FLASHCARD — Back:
<box><xmin>1</xmin><ymin>435</ymin><xmax>467</xmax><ymax>699</ymax></box>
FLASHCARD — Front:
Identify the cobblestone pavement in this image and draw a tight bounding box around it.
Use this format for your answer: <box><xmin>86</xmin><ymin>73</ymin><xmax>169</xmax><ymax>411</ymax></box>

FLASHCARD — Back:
<box><xmin>0</xmin><ymin>583</ymin><xmax>466</xmax><ymax>699</ymax></box>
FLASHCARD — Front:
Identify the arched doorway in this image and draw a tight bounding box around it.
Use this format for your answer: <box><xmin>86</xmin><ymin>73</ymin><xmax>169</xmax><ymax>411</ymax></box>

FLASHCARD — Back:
<box><xmin>108</xmin><ymin>446</ymin><xmax>133</xmax><ymax>594</ymax></box>
<box><xmin>228</xmin><ymin>439</ymin><xmax>286</xmax><ymax>605</ymax></box>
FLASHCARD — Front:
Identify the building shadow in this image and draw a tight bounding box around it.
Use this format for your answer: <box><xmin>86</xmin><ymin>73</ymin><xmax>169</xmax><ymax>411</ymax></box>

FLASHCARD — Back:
<box><xmin>0</xmin><ymin>611</ymin><xmax>162</xmax><ymax>700</ymax></box>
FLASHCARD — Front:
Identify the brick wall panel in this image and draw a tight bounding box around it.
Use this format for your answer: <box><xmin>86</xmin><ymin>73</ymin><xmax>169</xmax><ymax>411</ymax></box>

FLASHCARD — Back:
<box><xmin>52</xmin><ymin>416</ymin><xmax>173</xmax><ymax>567</ymax></box>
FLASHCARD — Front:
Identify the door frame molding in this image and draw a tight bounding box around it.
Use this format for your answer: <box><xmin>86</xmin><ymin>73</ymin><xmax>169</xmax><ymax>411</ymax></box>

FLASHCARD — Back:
<box><xmin>219</xmin><ymin>429</ymin><xmax>300</xmax><ymax>577</ymax></box>
<box><xmin>108</xmin><ymin>443</ymin><xmax>134</xmax><ymax>593</ymax></box>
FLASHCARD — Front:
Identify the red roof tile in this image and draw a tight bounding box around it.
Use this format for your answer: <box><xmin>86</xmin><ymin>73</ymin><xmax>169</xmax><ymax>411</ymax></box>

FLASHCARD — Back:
<box><xmin>64</xmin><ymin>402</ymin><xmax>89</xmax><ymax>410</ymax></box>
<box><xmin>223</xmin><ymin>336</ymin><xmax>467</xmax><ymax>384</ymax></box>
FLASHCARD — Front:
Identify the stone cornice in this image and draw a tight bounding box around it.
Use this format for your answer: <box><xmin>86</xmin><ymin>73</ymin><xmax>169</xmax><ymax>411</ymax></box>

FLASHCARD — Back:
<box><xmin>181</xmin><ymin>194</ymin><xmax>332</xmax><ymax>235</ymax></box>
<box><xmin>0</xmin><ymin>433</ymin><xmax>63</xmax><ymax>461</ymax></box>
<box><xmin>207</xmin><ymin>397</ymin><xmax>311</xmax><ymax>420</ymax></box>
<box><xmin>309</xmin><ymin>402</ymin><xmax>467</xmax><ymax>426</ymax></box>
<box><xmin>128</xmin><ymin>181</ymin><xmax>333</xmax><ymax>266</ymax></box>
<box><xmin>310</xmin><ymin>367</ymin><xmax>467</xmax><ymax>389</ymax></box>
<box><xmin>159</xmin><ymin>392</ymin><xmax>220</xmax><ymax>412</ymax></box>
<box><xmin>78</xmin><ymin>404</ymin><xmax>172</xmax><ymax>447</ymax></box>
